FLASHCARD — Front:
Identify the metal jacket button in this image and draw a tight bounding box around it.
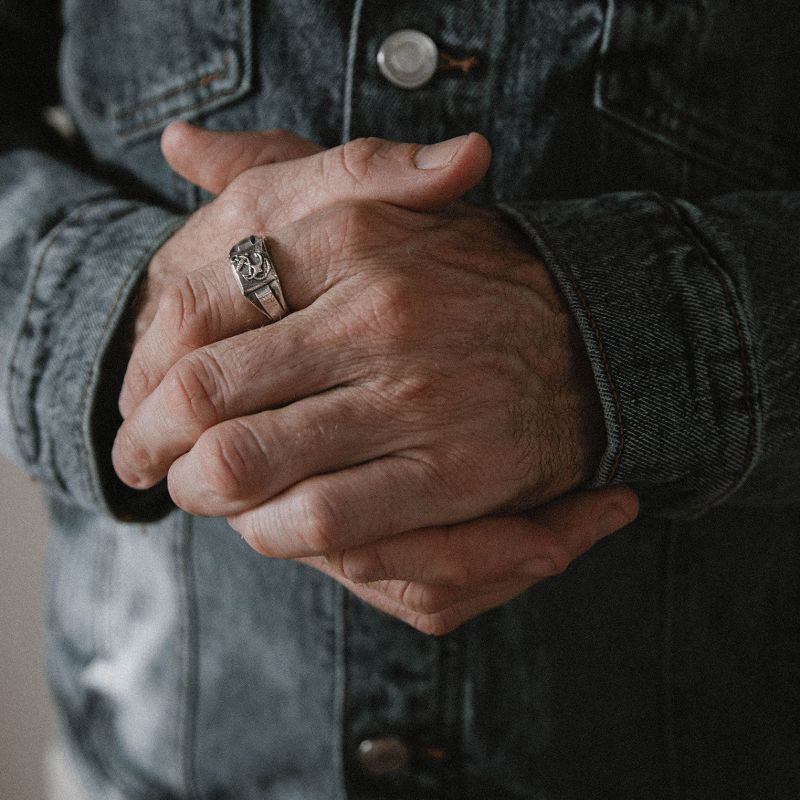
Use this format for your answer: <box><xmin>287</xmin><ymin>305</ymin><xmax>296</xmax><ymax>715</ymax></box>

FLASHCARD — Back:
<box><xmin>377</xmin><ymin>29</ymin><xmax>438</xmax><ymax>89</ymax></box>
<box><xmin>357</xmin><ymin>736</ymin><xmax>411</xmax><ymax>775</ymax></box>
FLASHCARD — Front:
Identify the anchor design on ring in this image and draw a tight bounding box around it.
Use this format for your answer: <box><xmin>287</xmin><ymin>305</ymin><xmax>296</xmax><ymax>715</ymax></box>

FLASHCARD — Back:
<box><xmin>232</xmin><ymin>252</ymin><xmax>268</xmax><ymax>281</ymax></box>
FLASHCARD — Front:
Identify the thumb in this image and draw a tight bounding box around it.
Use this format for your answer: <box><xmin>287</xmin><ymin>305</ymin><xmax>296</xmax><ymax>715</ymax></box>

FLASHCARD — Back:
<box><xmin>216</xmin><ymin>132</ymin><xmax>493</xmax><ymax>227</ymax></box>
<box><xmin>161</xmin><ymin>121</ymin><xmax>324</xmax><ymax>195</ymax></box>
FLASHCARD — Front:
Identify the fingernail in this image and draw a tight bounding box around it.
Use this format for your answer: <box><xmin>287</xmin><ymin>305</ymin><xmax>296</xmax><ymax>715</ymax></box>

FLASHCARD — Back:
<box><xmin>414</xmin><ymin>134</ymin><xmax>469</xmax><ymax>169</ymax></box>
<box><xmin>595</xmin><ymin>505</ymin><xmax>633</xmax><ymax>541</ymax></box>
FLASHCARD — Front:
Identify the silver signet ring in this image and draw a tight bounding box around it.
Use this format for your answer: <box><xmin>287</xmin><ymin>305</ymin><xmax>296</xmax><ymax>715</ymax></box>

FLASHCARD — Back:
<box><xmin>228</xmin><ymin>235</ymin><xmax>288</xmax><ymax>322</ymax></box>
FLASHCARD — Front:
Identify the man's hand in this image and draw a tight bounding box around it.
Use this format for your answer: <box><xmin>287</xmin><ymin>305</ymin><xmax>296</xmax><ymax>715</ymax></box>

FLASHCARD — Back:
<box><xmin>113</xmin><ymin>123</ymin><xmax>638</xmax><ymax>633</ymax></box>
<box><xmin>124</xmin><ymin>122</ymin><xmax>485</xmax><ymax>355</ymax></box>
<box><xmin>129</xmin><ymin>123</ymin><xmax>324</xmax><ymax>344</ymax></box>
<box><xmin>303</xmin><ymin>486</ymin><xmax>636</xmax><ymax>635</ymax></box>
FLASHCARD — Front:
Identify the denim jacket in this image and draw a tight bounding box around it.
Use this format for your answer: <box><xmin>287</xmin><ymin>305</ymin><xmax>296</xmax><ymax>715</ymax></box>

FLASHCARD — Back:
<box><xmin>1</xmin><ymin>2</ymin><xmax>799</xmax><ymax>798</ymax></box>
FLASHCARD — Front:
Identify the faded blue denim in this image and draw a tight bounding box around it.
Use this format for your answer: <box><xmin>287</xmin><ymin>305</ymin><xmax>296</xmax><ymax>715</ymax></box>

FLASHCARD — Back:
<box><xmin>1</xmin><ymin>1</ymin><xmax>799</xmax><ymax>798</ymax></box>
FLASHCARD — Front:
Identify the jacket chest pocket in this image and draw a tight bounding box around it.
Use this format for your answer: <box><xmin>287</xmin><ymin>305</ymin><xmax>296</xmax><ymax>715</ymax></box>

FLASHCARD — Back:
<box><xmin>60</xmin><ymin>0</ymin><xmax>252</xmax><ymax>143</ymax></box>
<box><xmin>594</xmin><ymin>0</ymin><xmax>800</xmax><ymax>191</ymax></box>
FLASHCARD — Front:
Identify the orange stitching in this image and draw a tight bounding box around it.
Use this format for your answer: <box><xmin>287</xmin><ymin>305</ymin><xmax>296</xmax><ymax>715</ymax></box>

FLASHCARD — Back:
<box><xmin>114</xmin><ymin>83</ymin><xmax>240</xmax><ymax>138</ymax></box>
<box><xmin>438</xmin><ymin>51</ymin><xmax>479</xmax><ymax>75</ymax></box>
<box><xmin>112</xmin><ymin>53</ymin><xmax>231</xmax><ymax>121</ymax></box>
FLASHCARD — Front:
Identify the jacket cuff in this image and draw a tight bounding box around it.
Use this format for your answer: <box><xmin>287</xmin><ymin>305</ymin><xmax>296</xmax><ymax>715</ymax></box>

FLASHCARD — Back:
<box><xmin>498</xmin><ymin>192</ymin><xmax>763</xmax><ymax>518</ymax></box>
<box><xmin>8</xmin><ymin>195</ymin><xmax>185</xmax><ymax>520</ymax></box>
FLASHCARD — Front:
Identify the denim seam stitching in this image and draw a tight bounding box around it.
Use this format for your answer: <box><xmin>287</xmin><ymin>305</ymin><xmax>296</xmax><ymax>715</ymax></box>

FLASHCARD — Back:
<box><xmin>114</xmin><ymin>79</ymin><xmax>242</xmax><ymax>139</ymax></box>
<box><xmin>594</xmin><ymin>100</ymin><xmax>777</xmax><ymax>190</ymax></box>
<box><xmin>497</xmin><ymin>203</ymin><xmax>626</xmax><ymax>483</ymax></box>
<box><xmin>333</xmin><ymin>580</ymin><xmax>348</xmax><ymax>800</ymax></box>
<box><xmin>111</xmin><ymin>55</ymin><xmax>232</xmax><ymax>121</ymax></box>
<box><xmin>342</xmin><ymin>0</ymin><xmax>366</xmax><ymax>143</ymax></box>
<box><xmin>338</xmin><ymin>587</ymin><xmax>351</xmax><ymax>800</ymax></box>
<box><xmin>440</xmin><ymin>632</ymin><xmax>465</xmax><ymax>800</ymax></box>
<box><xmin>179</xmin><ymin>512</ymin><xmax>200</xmax><ymax>799</ymax></box>
<box><xmin>596</xmin><ymin>82</ymin><xmax>787</xmax><ymax>180</ymax></box>
<box><xmin>111</xmin><ymin>0</ymin><xmax>251</xmax><ymax>141</ymax></box>
<box><xmin>7</xmin><ymin>194</ymin><xmax>112</xmax><ymax>470</ymax></box>
<box><xmin>660</xmin><ymin>521</ymin><xmax>680</xmax><ymax>800</ymax></box>
<box><xmin>172</xmin><ymin>515</ymin><xmax>188</xmax><ymax>799</ymax></box>
<box><xmin>594</xmin><ymin>0</ymin><xmax>786</xmax><ymax>187</ymax></box>
<box><xmin>78</xmin><ymin>212</ymin><xmax>185</xmax><ymax>508</ymax></box>
<box><xmin>651</xmin><ymin>194</ymin><xmax>759</xmax><ymax>511</ymax></box>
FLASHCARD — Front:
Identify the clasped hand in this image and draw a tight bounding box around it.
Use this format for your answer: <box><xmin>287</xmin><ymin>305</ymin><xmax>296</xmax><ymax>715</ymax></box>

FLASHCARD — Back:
<box><xmin>112</xmin><ymin>123</ymin><xmax>638</xmax><ymax>634</ymax></box>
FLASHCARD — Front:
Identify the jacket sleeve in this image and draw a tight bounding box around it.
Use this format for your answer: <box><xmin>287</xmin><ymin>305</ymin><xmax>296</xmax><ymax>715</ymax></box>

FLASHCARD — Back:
<box><xmin>0</xmin><ymin>0</ymin><xmax>183</xmax><ymax>519</ymax></box>
<box><xmin>499</xmin><ymin>190</ymin><xmax>800</xmax><ymax>518</ymax></box>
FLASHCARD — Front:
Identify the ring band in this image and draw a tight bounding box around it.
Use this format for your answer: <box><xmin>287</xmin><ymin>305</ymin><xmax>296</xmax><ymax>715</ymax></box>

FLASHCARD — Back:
<box><xmin>229</xmin><ymin>235</ymin><xmax>288</xmax><ymax>322</ymax></box>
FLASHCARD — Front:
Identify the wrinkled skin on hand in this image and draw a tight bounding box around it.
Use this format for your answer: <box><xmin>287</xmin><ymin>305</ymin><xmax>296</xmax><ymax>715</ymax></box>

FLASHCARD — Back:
<box><xmin>113</xmin><ymin>122</ymin><xmax>638</xmax><ymax>634</ymax></box>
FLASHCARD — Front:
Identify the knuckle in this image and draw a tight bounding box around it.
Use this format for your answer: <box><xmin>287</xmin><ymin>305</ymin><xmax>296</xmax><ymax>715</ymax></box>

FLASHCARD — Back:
<box><xmin>340</xmin><ymin>546</ymin><xmax>389</xmax><ymax>584</ymax></box>
<box><xmin>164</xmin><ymin>352</ymin><xmax>226</xmax><ymax>424</ymax></box>
<box><xmin>122</xmin><ymin>357</ymin><xmax>155</xmax><ymax>407</ymax></box>
<box><xmin>311</xmin><ymin>201</ymin><xmax>374</xmax><ymax>267</ymax></box>
<box><xmin>296</xmin><ymin>488</ymin><xmax>343</xmax><ymax>554</ymax></box>
<box><xmin>159</xmin><ymin>275</ymin><xmax>214</xmax><ymax>348</ymax></box>
<box><xmin>327</xmin><ymin>198</ymin><xmax>379</xmax><ymax>243</ymax></box>
<box><xmin>114</xmin><ymin>422</ymin><xmax>153</xmax><ymax>476</ymax></box>
<box><xmin>314</xmin><ymin>199</ymin><xmax>403</xmax><ymax>282</ymax></box>
<box><xmin>196</xmin><ymin>421</ymin><xmax>259</xmax><ymax>501</ymax></box>
<box><xmin>361</xmin><ymin>279</ymin><xmax>419</xmax><ymax>339</ymax></box>
<box><xmin>384</xmin><ymin>373</ymin><xmax>439</xmax><ymax>419</ymax></box>
<box><xmin>216</xmin><ymin>183</ymin><xmax>255</xmax><ymax>224</ymax></box>
<box><xmin>334</xmin><ymin>137</ymin><xmax>385</xmax><ymax>183</ymax></box>
<box><xmin>539</xmin><ymin>545</ymin><xmax>571</xmax><ymax>577</ymax></box>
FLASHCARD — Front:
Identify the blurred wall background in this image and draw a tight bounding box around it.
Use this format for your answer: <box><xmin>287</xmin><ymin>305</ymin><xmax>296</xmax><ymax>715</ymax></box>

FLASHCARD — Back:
<box><xmin>0</xmin><ymin>455</ymin><xmax>55</xmax><ymax>800</ymax></box>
